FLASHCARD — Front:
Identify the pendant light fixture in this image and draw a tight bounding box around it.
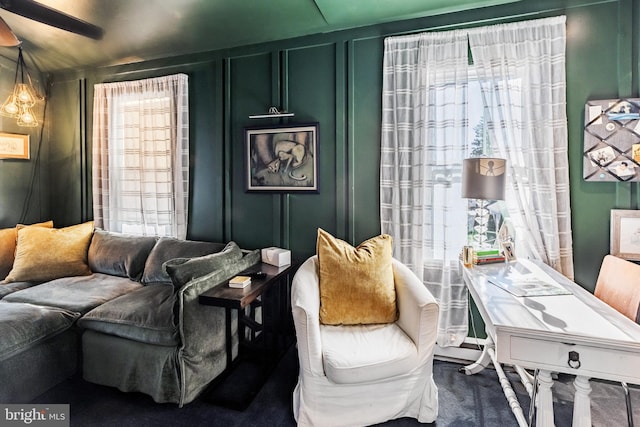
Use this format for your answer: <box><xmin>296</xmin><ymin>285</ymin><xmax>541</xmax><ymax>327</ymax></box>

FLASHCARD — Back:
<box><xmin>0</xmin><ymin>47</ymin><xmax>43</xmax><ymax>127</ymax></box>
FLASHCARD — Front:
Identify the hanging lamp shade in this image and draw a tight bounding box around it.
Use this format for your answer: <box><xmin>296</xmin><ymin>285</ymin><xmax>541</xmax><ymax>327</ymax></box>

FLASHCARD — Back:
<box><xmin>17</xmin><ymin>105</ymin><xmax>37</xmax><ymax>127</ymax></box>
<box><xmin>14</xmin><ymin>83</ymin><xmax>36</xmax><ymax>106</ymax></box>
<box><xmin>1</xmin><ymin>47</ymin><xmax>43</xmax><ymax>127</ymax></box>
<box><xmin>0</xmin><ymin>94</ymin><xmax>19</xmax><ymax>117</ymax></box>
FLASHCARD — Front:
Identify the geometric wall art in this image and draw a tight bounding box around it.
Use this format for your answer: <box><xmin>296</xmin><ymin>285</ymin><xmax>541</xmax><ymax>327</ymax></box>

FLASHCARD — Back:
<box><xmin>584</xmin><ymin>98</ymin><xmax>640</xmax><ymax>181</ymax></box>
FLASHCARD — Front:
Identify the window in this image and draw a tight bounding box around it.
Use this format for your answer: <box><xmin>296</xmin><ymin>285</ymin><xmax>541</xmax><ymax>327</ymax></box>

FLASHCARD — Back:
<box><xmin>463</xmin><ymin>71</ymin><xmax>521</xmax><ymax>249</ymax></box>
<box><xmin>381</xmin><ymin>16</ymin><xmax>572</xmax><ymax>347</ymax></box>
<box><xmin>92</xmin><ymin>74</ymin><xmax>189</xmax><ymax>239</ymax></box>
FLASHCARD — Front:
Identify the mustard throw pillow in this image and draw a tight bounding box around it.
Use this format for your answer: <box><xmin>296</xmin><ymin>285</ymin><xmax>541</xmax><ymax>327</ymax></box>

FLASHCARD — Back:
<box><xmin>0</xmin><ymin>220</ymin><xmax>53</xmax><ymax>281</ymax></box>
<box><xmin>316</xmin><ymin>228</ymin><xmax>397</xmax><ymax>325</ymax></box>
<box><xmin>5</xmin><ymin>221</ymin><xmax>94</xmax><ymax>283</ymax></box>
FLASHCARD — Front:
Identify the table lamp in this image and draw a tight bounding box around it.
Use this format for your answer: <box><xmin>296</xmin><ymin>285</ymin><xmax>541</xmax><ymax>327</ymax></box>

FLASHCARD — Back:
<box><xmin>461</xmin><ymin>157</ymin><xmax>506</xmax><ymax>248</ymax></box>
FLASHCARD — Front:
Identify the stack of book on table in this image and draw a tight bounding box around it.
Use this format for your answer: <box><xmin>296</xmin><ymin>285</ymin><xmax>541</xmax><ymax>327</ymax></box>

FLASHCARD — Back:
<box><xmin>229</xmin><ymin>275</ymin><xmax>251</xmax><ymax>288</ymax></box>
<box><xmin>474</xmin><ymin>249</ymin><xmax>506</xmax><ymax>265</ymax></box>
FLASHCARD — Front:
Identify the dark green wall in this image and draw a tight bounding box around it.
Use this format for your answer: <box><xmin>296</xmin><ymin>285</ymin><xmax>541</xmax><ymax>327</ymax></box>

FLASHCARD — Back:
<box><xmin>0</xmin><ymin>56</ymin><xmax>49</xmax><ymax>228</ymax></box>
<box><xmin>41</xmin><ymin>0</ymin><xmax>637</xmax><ymax>290</ymax></box>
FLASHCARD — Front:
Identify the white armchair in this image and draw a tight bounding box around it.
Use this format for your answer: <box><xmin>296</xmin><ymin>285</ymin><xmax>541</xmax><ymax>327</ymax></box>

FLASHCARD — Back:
<box><xmin>291</xmin><ymin>255</ymin><xmax>439</xmax><ymax>426</ymax></box>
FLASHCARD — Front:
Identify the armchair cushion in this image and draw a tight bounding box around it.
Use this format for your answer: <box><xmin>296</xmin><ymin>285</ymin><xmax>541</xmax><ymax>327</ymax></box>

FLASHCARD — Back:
<box><xmin>321</xmin><ymin>323</ymin><xmax>418</xmax><ymax>384</ymax></box>
<box><xmin>316</xmin><ymin>228</ymin><xmax>397</xmax><ymax>325</ymax></box>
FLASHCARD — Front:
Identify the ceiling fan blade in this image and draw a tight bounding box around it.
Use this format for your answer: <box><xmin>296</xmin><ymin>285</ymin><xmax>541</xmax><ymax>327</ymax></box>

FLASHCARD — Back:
<box><xmin>0</xmin><ymin>15</ymin><xmax>19</xmax><ymax>46</ymax></box>
<box><xmin>0</xmin><ymin>0</ymin><xmax>103</xmax><ymax>40</ymax></box>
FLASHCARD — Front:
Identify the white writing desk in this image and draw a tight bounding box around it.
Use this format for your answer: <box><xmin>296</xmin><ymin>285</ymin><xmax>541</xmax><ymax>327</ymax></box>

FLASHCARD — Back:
<box><xmin>461</xmin><ymin>259</ymin><xmax>640</xmax><ymax>427</ymax></box>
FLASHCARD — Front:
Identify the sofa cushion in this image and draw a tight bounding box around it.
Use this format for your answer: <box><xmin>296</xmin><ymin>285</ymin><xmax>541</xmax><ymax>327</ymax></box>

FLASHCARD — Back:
<box><xmin>5</xmin><ymin>221</ymin><xmax>94</xmax><ymax>283</ymax></box>
<box><xmin>3</xmin><ymin>273</ymin><xmax>143</xmax><ymax>314</ymax></box>
<box><xmin>0</xmin><ymin>220</ymin><xmax>53</xmax><ymax>280</ymax></box>
<box><xmin>0</xmin><ymin>280</ymin><xmax>38</xmax><ymax>299</ymax></box>
<box><xmin>320</xmin><ymin>322</ymin><xmax>418</xmax><ymax>384</ymax></box>
<box><xmin>0</xmin><ymin>302</ymin><xmax>79</xmax><ymax>361</ymax></box>
<box><xmin>142</xmin><ymin>237</ymin><xmax>226</xmax><ymax>285</ymax></box>
<box><xmin>316</xmin><ymin>228</ymin><xmax>397</xmax><ymax>325</ymax></box>
<box><xmin>163</xmin><ymin>241</ymin><xmax>243</xmax><ymax>289</ymax></box>
<box><xmin>79</xmin><ymin>284</ymin><xmax>179</xmax><ymax>346</ymax></box>
<box><xmin>88</xmin><ymin>230</ymin><xmax>157</xmax><ymax>280</ymax></box>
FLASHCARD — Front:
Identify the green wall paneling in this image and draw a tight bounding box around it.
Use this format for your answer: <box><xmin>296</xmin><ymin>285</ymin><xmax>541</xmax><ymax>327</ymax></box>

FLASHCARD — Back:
<box><xmin>186</xmin><ymin>60</ymin><xmax>225</xmax><ymax>242</ymax></box>
<box><xmin>228</xmin><ymin>52</ymin><xmax>280</xmax><ymax>250</ymax></box>
<box><xmin>48</xmin><ymin>78</ymin><xmax>83</xmax><ymax>227</ymax></box>
<box><xmin>352</xmin><ymin>37</ymin><xmax>384</xmax><ymax>245</ymax></box>
<box><xmin>287</xmin><ymin>43</ymin><xmax>338</xmax><ymax>261</ymax></box>
<box><xmin>40</xmin><ymin>0</ymin><xmax>639</xmax><ymax>294</ymax></box>
<box><xmin>565</xmin><ymin>2</ymin><xmax>634</xmax><ymax>290</ymax></box>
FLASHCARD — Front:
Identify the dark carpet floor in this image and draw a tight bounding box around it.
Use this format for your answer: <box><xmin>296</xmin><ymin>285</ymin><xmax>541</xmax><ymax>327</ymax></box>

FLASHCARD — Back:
<box><xmin>32</xmin><ymin>346</ymin><xmax>640</xmax><ymax>426</ymax></box>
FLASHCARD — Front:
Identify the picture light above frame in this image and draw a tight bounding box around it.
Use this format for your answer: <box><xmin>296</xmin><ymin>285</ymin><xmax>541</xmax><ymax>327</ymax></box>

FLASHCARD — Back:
<box><xmin>248</xmin><ymin>106</ymin><xmax>295</xmax><ymax>119</ymax></box>
<box><xmin>583</xmin><ymin>97</ymin><xmax>640</xmax><ymax>182</ymax></box>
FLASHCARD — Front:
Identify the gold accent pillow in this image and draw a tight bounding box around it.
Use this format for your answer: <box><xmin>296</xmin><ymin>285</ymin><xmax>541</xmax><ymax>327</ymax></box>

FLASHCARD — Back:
<box><xmin>316</xmin><ymin>228</ymin><xmax>397</xmax><ymax>325</ymax></box>
<box><xmin>0</xmin><ymin>221</ymin><xmax>53</xmax><ymax>281</ymax></box>
<box><xmin>5</xmin><ymin>221</ymin><xmax>94</xmax><ymax>283</ymax></box>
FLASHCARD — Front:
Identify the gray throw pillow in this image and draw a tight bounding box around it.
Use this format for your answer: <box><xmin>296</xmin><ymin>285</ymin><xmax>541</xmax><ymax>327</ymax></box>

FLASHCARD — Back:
<box><xmin>163</xmin><ymin>241</ymin><xmax>243</xmax><ymax>289</ymax></box>
<box><xmin>141</xmin><ymin>237</ymin><xmax>227</xmax><ymax>285</ymax></box>
<box><xmin>88</xmin><ymin>229</ymin><xmax>157</xmax><ymax>281</ymax></box>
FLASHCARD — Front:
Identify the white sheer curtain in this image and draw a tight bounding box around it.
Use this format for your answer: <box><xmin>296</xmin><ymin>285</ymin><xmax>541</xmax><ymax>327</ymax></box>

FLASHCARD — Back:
<box><xmin>469</xmin><ymin>16</ymin><xmax>574</xmax><ymax>278</ymax></box>
<box><xmin>381</xmin><ymin>16</ymin><xmax>573</xmax><ymax>347</ymax></box>
<box><xmin>92</xmin><ymin>73</ymin><xmax>189</xmax><ymax>239</ymax></box>
<box><xmin>381</xmin><ymin>30</ymin><xmax>471</xmax><ymax>347</ymax></box>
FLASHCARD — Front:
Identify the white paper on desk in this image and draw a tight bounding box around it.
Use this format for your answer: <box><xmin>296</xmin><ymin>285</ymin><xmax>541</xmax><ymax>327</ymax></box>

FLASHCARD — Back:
<box><xmin>486</xmin><ymin>261</ymin><xmax>572</xmax><ymax>297</ymax></box>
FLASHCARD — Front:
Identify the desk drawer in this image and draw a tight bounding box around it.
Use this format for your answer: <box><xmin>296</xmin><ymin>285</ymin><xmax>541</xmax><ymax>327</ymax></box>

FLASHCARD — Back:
<box><xmin>504</xmin><ymin>336</ymin><xmax>640</xmax><ymax>384</ymax></box>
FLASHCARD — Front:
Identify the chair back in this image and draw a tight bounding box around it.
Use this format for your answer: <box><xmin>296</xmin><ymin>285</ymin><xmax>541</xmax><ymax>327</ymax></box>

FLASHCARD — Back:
<box><xmin>595</xmin><ymin>255</ymin><xmax>640</xmax><ymax>323</ymax></box>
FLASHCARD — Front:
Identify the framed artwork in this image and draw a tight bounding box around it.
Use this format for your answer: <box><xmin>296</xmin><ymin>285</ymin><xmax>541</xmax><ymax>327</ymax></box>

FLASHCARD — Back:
<box><xmin>244</xmin><ymin>123</ymin><xmax>319</xmax><ymax>192</ymax></box>
<box><xmin>0</xmin><ymin>132</ymin><xmax>29</xmax><ymax>159</ymax></box>
<box><xmin>584</xmin><ymin>98</ymin><xmax>640</xmax><ymax>181</ymax></box>
<box><xmin>610</xmin><ymin>209</ymin><xmax>640</xmax><ymax>261</ymax></box>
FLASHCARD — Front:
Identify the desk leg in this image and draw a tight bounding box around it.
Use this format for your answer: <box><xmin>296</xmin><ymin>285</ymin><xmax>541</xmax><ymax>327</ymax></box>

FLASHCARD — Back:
<box><xmin>487</xmin><ymin>347</ymin><xmax>529</xmax><ymax>427</ymax></box>
<box><xmin>514</xmin><ymin>365</ymin><xmax>535</xmax><ymax>396</ymax></box>
<box><xmin>572</xmin><ymin>376</ymin><xmax>592</xmax><ymax>427</ymax></box>
<box><xmin>461</xmin><ymin>336</ymin><xmax>493</xmax><ymax>375</ymax></box>
<box><xmin>536</xmin><ymin>370</ymin><xmax>555</xmax><ymax>427</ymax></box>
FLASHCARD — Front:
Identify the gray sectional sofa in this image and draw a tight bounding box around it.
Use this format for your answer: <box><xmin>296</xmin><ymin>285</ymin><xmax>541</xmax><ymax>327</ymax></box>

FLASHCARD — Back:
<box><xmin>0</xmin><ymin>227</ymin><xmax>259</xmax><ymax>405</ymax></box>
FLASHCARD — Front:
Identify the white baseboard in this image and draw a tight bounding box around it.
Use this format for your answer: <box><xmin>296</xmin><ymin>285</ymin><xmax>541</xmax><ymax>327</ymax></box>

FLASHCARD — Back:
<box><xmin>434</xmin><ymin>336</ymin><xmax>486</xmax><ymax>364</ymax></box>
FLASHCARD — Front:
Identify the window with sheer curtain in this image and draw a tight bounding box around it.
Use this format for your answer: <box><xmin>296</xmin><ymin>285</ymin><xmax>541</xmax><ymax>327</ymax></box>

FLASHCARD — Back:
<box><xmin>92</xmin><ymin>74</ymin><xmax>189</xmax><ymax>239</ymax></box>
<box><xmin>381</xmin><ymin>16</ymin><xmax>572</xmax><ymax>347</ymax></box>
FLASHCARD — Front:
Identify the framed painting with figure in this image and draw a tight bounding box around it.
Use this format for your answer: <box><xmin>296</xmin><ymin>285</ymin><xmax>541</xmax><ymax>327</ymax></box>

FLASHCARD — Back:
<box><xmin>0</xmin><ymin>132</ymin><xmax>29</xmax><ymax>159</ymax></box>
<box><xmin>244</xmin><ymin>123</ymin><xmax>319</xmax><ymax>192</ymax></box>
<box><xmin>610</xmin><ymin>209</ymin><xmax>640</xmax><ymax>261</ymax></box>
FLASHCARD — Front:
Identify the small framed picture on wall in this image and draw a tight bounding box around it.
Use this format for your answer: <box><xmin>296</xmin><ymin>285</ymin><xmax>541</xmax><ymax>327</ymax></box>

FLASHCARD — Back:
<box><xmin>0</xmin><ymin>132</ymin><xmax>29</xmax><ymax>159</ymax></box>
<box><xmin>610</xmin><ymin>209</ymin><xmax>640</xmax><ymax>261</ymax></box>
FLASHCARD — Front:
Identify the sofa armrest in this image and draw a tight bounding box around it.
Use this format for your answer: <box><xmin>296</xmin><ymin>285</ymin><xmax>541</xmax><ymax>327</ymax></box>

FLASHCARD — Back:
<box><xmin>291</xmin><ymin>256</ymin><xmax>325</xmax><ymax>376</ymax></box>
<box><xmin>173</xmin><ymin>249</ymin><xmax>260</xmax><ymax>403</ymax></box>
<box><xmin>177</xmin><ymin>249</ymin><xmax>260</xmax><ymax>347</ymax></box>
<box><xmin>393</xmin><ymin>258</ymin><xmax>439</xmax><ymax>361</ymax></box>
